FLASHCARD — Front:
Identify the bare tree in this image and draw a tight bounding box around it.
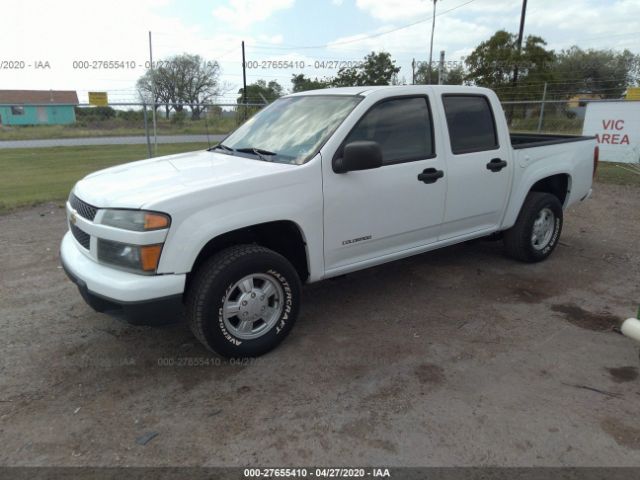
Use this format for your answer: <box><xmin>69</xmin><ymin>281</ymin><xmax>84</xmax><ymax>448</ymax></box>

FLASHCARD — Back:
<box><xmin>137</xmin><ymin>68</ymin><xmax>176</xmax><ymax>118</ymax></box>
<box><xmin>137</xmin><ymin>54</ymin><xmax>221</xmax><ymax>119</ymax></box>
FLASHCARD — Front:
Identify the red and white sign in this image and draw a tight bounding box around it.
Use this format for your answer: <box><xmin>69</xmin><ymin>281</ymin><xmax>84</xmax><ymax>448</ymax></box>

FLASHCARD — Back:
<box><xmin>583</xmin><ymin>101</ymin><xmax>640</xmax><ymax>163</ymax></box>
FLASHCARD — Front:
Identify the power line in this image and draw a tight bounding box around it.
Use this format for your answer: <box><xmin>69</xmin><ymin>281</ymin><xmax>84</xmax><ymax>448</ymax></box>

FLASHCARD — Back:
<box><xmin>248</xmin><ymin>0</ymin><xmax>478</xmax><ymax>51</ymax></box>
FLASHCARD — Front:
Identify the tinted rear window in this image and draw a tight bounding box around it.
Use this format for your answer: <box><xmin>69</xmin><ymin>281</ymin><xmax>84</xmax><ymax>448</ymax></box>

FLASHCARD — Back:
<box><xmin>442</xmin><ymin>95</ymin><xmax>498</xmax><ymax>154</ymax></box>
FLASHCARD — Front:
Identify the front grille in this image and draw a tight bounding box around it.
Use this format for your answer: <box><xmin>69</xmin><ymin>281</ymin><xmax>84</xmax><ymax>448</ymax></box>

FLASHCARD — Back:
<box><xmin>70</xmin><ymin>223</ymin><xmax>91</xmax><ymax>250</ymax></box>
<box><xmin>69</xmin><ymin>193</ymin><xmax>98</xmax><ymax>221</ymax></box>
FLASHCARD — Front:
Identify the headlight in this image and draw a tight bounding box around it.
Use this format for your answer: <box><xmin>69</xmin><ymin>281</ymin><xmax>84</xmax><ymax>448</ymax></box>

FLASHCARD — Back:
<box><xmin>97</xmin><ymin>239</ymin><xmax>163</xmax><ymax>274</ymax></box>
<box><xmin>101</xmin><ymin>209</ymin><xmax>170</xmax><ymax>231</ymax></box>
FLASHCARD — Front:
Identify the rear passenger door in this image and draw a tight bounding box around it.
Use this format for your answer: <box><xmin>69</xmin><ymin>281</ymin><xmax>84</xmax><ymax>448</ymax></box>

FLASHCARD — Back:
<box><xmin>438</xmin><ymin>94</ymin><xmax>512</xmax><ymax>239</ymax></box>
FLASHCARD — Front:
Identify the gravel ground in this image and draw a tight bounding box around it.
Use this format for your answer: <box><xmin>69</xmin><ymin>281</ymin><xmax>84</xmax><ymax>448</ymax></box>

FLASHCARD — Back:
<box><xmin>1</xmin><ymin>182</ymin><xmax>639</xmax><ymax>467</ymax></box>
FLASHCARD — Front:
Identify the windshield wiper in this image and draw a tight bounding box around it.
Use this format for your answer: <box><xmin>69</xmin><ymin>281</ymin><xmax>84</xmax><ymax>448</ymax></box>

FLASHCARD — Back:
<box><xmin>209</xmin><ymin>143</ymin><xmax>234</xmax><ymax>154</ymax></box>
<box><xmin>235</xmin><ymin>147</ymin><xmax>277</xmax><ymax>162</ymax></box>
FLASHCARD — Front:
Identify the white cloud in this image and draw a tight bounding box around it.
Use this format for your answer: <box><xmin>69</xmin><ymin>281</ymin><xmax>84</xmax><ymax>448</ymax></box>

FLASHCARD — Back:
<box><xmin>1</xmin><ymin>0</ymin><xmax>269</xmax><ymax>102</ymax></box>
<box><xmin>354</xmin><ymin>0</ymin><xmax>516</xmax><ymax>22</ymax></box>
<box><xmin>328</xmin><ymin>0</ymin><xmax>640</xmax><ymax>83</ymax></box>
<box><xmin>352</xmin><ymin>0</ymin><xmax>640</xmax><ymax>54</ymax></box>
<box><xmin>327</xmin><ymin>15</ymin><xmax>491</xmax><ymax>57</ymax></box>
<box><xmin>3</xmin><ymin>0</ymin><xmax>638</xmax><ymax>102</ymax></box>
<box><xmin>332</xmin><ymin>0</ymin><xmax>344</xmax><ymax>5</ymax></box>
<box><xmin>212</xmin><ymin>0</ymin><xmax>295</xmax><ymax>29</ymax></box>
<box><xmin>526</xmin><ymin>0</ymin><xmax>640</xmax><ymax>50</ymax></box>
<box><xmin>355</xmin><ymin>0</ymin><xmax>430</xmax><ymax>21</ymax></box>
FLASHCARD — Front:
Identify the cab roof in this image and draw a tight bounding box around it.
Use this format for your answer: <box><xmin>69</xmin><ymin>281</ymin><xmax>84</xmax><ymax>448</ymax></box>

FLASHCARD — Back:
<box><xmin>286</xmin><ymin>85</ymin><xmax>487</xmax><ymax>97</ymax></box>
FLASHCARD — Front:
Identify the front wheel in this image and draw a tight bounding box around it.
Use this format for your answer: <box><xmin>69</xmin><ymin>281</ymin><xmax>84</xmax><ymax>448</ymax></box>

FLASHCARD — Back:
<box><xmin>185</xmin><ymin>245</ymin><xmax>301</xmax><ymax>357</ymax></box>
<box><xmin>503</xmin><ymin>192</ymin><xmax>563</xmax><ymax>262</ymax></box>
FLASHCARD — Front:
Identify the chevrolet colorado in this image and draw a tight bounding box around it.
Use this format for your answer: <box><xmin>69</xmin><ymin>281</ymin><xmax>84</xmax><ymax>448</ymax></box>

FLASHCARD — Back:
<box><xmin>61</xmin><ymin>85</ymin><xmax>598</xmax><ymax>357</ymax></box>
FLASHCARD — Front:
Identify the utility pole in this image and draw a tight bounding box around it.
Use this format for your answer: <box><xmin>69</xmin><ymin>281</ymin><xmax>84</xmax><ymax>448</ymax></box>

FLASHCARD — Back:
<box><xmin>536</xmin><ymin>82</ymin><xmax>548</xmax><ymax>133</ymax></box>
<box><xmin>241</xmin><ymin>41</ymin><xmax>248</xmax><ymax>120</ymax></box>
<box><xmin>143</xmin><ymin>102</ymin><xmax>152</xmax><ymax>159</ymax></box>
<box><xmin>148</xmin><ymin>31</ymin><xmax>157</xmax><ymax>156</ymax></box>
<box><xmin>427</xmin><ymin>0</ymin><xmax>439</xmax><ymax>84</ymax></box>
<box><xmin>512</xmin><ymin>0</ymin><xmax>528</xmax><ymax>88</ymax></box>
<box><xmin>412</xmin><ymin>58</ymin><xmax>416</xmax><ymax>85</ymax></box>
<box><xmin>508</xmin><ymin>0</ymin><xmax>528</xmax><ymax>125</ymax></box>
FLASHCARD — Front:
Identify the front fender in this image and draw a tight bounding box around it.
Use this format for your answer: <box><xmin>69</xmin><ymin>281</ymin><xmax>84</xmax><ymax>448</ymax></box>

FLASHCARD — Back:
<box><xmin>153</xmin><ymin>160</ymin><xmax>325</xmax><ymax>282</ymax></box>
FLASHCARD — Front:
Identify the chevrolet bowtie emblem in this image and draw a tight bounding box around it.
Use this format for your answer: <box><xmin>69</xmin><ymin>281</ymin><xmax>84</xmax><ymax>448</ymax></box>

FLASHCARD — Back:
<box><xmin>70</xmin><ymin>212</ymin><xmax>77</xmax><ymax>225</ymax></box>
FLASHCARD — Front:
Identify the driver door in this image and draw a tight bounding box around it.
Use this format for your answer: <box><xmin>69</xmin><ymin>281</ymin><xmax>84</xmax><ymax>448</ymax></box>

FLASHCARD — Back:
<box><xmin>322</xmin><ymin>95</ymin><xmax>447</xmax><ymax>274</ymax></box>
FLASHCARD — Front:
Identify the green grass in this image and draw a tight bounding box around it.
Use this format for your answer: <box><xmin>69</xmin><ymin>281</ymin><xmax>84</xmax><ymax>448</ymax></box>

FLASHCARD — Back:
<box><xmin>0</xmin><ymin>143</ymin><xmax>210</xmax><ymax>212</ymax></box>
<box><xmin>0</xmin><ymin>117</ymin><xmax>236</xmax><ymax>141</ymax></box>
<box><xmin>509</xmin><ymin>115</ymin><xmax>583</xmax><ymax>135</ymax></box>
<box><xmin>596</xmin><ymin>162</ymin><xmax>640</xmax><ymax>187</ymax></box>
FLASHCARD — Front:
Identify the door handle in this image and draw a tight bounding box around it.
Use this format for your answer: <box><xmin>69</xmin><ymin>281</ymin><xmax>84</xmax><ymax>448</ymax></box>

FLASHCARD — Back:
<box><xmin>486</xmin><ymin>158</ymin><xmax>508</xmax><ymax>172</ymax></box>
<box><xmin>417</xmin><ymin>168</ymin><xmax>444</xmax><ymax>184</ymax></box>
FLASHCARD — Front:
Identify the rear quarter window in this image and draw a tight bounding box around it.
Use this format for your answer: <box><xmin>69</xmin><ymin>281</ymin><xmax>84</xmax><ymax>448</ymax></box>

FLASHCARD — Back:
<box><xmin>442</xmin><ymin>95</ymin><xmax>499</xmax><ymax>154</ymax></box>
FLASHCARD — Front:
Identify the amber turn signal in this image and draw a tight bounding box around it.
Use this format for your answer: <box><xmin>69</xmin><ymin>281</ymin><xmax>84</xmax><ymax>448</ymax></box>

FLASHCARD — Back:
<box><xmin>144</xmin><ymin>212</ymin><xmax>170</xmax><ymax>230</ymax></box>
<box><xmin>140</xmin><ymin>245</ymin><xmax>163</xmax><ymax>271</ymax></box>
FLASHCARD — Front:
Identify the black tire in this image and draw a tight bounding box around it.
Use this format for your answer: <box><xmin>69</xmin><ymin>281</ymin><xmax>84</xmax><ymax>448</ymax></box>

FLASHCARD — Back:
<box><xmin>503</xmin><ymin>192</ymin><xmax>563</xmax><ymax>263</ymax></box>
<box><xmin>185</xmin><ymin>244</ymin><xmax>301</xmax><ymax>357</ymax></box>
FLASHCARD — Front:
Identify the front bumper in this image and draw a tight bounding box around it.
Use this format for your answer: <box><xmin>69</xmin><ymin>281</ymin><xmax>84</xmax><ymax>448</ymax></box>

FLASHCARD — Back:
<box><xmin>60</xmin><ymin>232</ymin><xmax>185</xmax><ymax>324</ymax></box>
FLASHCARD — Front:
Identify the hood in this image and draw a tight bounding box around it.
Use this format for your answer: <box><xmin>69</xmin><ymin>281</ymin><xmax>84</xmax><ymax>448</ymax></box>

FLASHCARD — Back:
<box><xmin>72</xmin><ymin>149</ymin><xmax>295</xmax><ymax>209</ymax></box>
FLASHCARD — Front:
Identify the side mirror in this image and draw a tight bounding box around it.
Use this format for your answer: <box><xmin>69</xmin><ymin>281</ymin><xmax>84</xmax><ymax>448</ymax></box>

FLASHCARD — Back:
<box><xmin>333</xmin><ymin>141</ymin><xmax>383</xmax><ymax>173</ymax></box>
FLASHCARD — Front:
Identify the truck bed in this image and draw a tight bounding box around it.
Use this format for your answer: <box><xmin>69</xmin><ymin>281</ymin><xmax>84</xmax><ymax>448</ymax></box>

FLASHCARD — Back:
<box><xmin>510</xmin><ymin>133</ymin><xmax>595</xmax><ymax>150</ymax></box>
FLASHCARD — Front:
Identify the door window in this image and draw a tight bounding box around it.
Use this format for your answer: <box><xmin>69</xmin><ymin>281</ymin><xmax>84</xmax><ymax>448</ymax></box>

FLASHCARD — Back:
<box><xmin>343</xmin><ymin>97</ymin><xmax>434</xmax><ymax>165</ymax></box>
<box><xmin>442</xmin><ymin>95</ymin><xmax>498</xmax><ymax>154</ymax></box>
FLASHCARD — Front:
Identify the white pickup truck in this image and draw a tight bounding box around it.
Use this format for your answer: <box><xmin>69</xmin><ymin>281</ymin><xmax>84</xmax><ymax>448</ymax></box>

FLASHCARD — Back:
<box><xmin>61</xmin><ymin>85</ymin><xmax>598</xmax><ymax>357</ymax></box>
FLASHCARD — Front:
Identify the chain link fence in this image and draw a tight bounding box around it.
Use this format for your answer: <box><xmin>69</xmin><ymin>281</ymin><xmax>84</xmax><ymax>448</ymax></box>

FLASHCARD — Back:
<box><xmin>501</xmin><ymin>100</ymin><xmax>586</xmax><ymax>135</ymax></box>
<box><xmin>0</xmin><ymin>98</ymin><xmax>620</xmax><ymax>153</ymax></box>
<box><xmin>0</xmin><ymin>102</ymin><xmax>267</xmax><ymax>148</ymax></box>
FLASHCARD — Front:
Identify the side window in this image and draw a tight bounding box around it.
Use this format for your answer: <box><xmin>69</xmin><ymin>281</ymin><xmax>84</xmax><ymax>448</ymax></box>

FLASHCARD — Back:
<box><xmin>442</xmin><ymin>95</ymin><xmax>498</xmax><ymax>154</ymax></box>
<box><xmin>344</xmin><ymin>97</ymin><xmax>434</xmax><ymax>165</ymax></box>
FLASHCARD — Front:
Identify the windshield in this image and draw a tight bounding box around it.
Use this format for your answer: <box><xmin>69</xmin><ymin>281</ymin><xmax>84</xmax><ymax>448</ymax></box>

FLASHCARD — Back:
<box><xmin>220</xmin><ymin>95</ymin><xmax>362</xmax><ymax>165</ymax></box>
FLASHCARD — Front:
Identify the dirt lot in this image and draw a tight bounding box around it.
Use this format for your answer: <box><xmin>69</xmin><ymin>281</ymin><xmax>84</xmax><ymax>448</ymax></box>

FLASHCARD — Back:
<box><xmin>1</xmin><ymin>182</ymin><xmax>639</xmax><ymax>467</ymax></box>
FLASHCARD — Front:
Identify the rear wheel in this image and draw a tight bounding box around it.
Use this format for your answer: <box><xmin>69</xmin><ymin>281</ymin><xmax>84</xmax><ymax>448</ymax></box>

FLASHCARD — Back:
<box><xmin>185</xmin><ymin>245</ymin><xmax>301</xmax><ymax>357</ymax></box>
<box><xmin>503</xmin><ymin>192</ymin><xmax>563</xmax><ymax>263</ymax></box>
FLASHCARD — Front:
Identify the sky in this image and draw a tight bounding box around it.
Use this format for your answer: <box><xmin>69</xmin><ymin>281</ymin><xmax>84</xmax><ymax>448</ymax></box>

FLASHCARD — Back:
<box><xmin>2</xmin><ymin>0</ymin><xmax>639</xmax><ymax>104</ymax></box>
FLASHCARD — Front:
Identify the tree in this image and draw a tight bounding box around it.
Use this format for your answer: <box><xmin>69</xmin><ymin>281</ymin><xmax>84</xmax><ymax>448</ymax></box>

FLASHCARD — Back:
<box><xmin>137</xmin><ymin>53</ymin><xmax>221</xmax><ymax>119</ymax></box>
<box><xmin>464</xmin><ymin>30</ymin><xmax>555</xmax><ymax>99</ymax></box>
<box><xmin>332</xmin><ymin>51</ymin><xmax>400</xmax><ymax>87</ymax></box>
<box><xmin>415</xmin><ymin>62</ymin><xmax>465</xmax><ymax>85</ymax></box>
<box><xmin>174</xmin><ymin>55</ymin><xmax>221</xmax><ymax>119</ymax></box>
<box><xmin>237</xmin><ymin>79</ymin><xmax>284</xmax><ymax>104</ymax></box>
<box><xmin>331</xmin><ymin>67</ymin><xmax>362</xmax><ymax>87</ymax></box>
<box><xmin>445</xmin><ymin>65</ymin><xmax>466</xmax><ymax>85</ymax></box>
<box><xmin>236</xmin><ymin>80</ymin><xmax>284</xmax><ymax>121</ymax></box>
<box><xmin>549</xmin><ymin>47</ymin><xmax>639</xmax><ymax>99</ymax></box>
<box><xmin>291</xmin><ymin>74</ymin><xmax>330</xmax><ymax>92</ymax></box>
<box><xmin>137</xmin><ymin>69</ymin><xmax>175</xmax><ymax>118</ymax></box>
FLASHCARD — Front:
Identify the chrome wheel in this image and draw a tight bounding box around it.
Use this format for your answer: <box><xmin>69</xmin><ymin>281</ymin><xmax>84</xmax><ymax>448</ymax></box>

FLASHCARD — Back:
<box><xmin>222</xmin><ymin>273</ymin><xmax>284</xmax><ymax>340</ymax></box>
<box><xmin>531</xmin><ymin>207</ymin><xmax>555</xmax><ymax>250</ymax></box>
